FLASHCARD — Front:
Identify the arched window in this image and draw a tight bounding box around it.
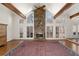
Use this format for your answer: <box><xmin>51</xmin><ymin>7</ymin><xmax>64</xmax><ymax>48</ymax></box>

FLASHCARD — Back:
<box><xmin>46</xmin><ymin>10</ymin><xmax>53</xmax><ymax>24</ymax></box>
<box><xmin>27</xmin><ymin>13</ymin><xmax>33</xmax><ymax>24</ymax></box>
<box><xmin>45</xmin><ymin>10</ymin><xmax>54</xmax><ymax>39</ymax></box>
<box><xmin>26</xmin><ymin>11</ymin><xmax>34</xmax><ymax>39</ymax></box>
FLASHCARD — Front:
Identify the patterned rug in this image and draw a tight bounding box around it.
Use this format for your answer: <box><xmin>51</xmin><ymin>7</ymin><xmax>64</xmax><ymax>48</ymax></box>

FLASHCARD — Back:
<box><xmin>8</xmin><ymin>40</ymin><xmax>76</xmax><ymax>56</ymax></box>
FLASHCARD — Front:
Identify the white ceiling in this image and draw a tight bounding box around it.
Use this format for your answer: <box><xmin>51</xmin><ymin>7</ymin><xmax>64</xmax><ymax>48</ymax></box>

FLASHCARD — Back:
<box><xmin>12</xmin><ymin>3</ymin><xmax>66</xmax><ymax>15</ymax></box>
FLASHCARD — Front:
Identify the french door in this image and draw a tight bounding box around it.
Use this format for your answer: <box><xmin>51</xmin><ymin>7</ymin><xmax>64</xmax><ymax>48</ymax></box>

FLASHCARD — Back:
<box><xmin>46</xmin><ymin>25</ymin><xmax>65</xmax><ymax>39</ymax></box>
<box><xmin>46</xmin><ymin>26</ymin><xmax>53</xmax><ymax>39</ymax></box>
<box><xmin>27</xmin><ymin>26</ymin><xmax>34</xmax><ymax>39</ymax></box>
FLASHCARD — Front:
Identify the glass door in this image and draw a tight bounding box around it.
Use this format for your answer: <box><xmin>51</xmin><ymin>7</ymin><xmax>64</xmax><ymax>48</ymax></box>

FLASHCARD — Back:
<box><xmin>46</xmin><ymin>26</ymin><xmax>53</xmax><ymax>39</ymax></box>
<box><xmin>27</xmin><ymin>26</ymin><xmax>33</xmax><ymax>38</ymax></box>
<box><xmin>55</xmin><ymin>25</ymin><xmax>65</xmax><ymax>39</ymax></box>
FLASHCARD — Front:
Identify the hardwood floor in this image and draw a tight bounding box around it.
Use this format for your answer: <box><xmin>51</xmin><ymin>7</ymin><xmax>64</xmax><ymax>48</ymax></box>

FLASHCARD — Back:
<box><xmin>0</xmin><ymin>40</ymin><xmax>23</xmax><ymax>56</ymax></box>
<box><xmin>0</xmin><ymin>40</ymin><xmax>78</xmax><ymax>56</ymax></box>
<box><xmin>7</xmin><ymin>40</ymin><xmax>77</xmax><ymax>56</ymax></box>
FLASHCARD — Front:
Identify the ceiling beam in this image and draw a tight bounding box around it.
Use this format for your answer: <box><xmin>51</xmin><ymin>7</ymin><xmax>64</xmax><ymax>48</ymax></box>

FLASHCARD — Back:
<box><xmin>2</xmin><ymin>3</ymin><xmax>26</xmax><ymax>19</ymax></box>
<box><xmin>54</xmin><ymin>3</ymin><xmax>74</xmax><ymax>19</ymax></box>
<box><xmin>70</xmin><ymin>12</ymin><xmax>79</xmax><ymax>19</ymax></box>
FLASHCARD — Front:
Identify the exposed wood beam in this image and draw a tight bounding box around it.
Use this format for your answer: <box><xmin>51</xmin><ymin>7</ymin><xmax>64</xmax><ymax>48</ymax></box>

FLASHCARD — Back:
<box><xmin>54</xmin><ymin>3</ymin><xmax>74</xmax><ymax>19</ymax></box>
<box><xmin>70</xmin><ymin>12</ymin><xmax>79</xmax><ymax>19</ymax></box>
<box><xmin>2</xmin><ymin>3</ymin><xmax>26</xmax><ymax>19</ymax></box>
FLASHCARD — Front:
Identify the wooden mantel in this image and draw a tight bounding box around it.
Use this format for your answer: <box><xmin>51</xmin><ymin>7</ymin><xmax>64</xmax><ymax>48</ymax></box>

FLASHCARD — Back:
<box><xmin>2</xmin><ymin>3</ymin><xmax>26</xmax><ymax>19</ymax></box>
<box><xmin>54</xmin><ymin>3</ymin><xmax>74</xmax><ymax>19</ymax></box>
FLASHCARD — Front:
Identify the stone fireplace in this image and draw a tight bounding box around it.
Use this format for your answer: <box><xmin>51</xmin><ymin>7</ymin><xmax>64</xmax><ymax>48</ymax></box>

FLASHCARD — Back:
<box><xmin>34</xmin><ymin>5</ymin><xmax>45</xmax><ymax>39</ymax></box>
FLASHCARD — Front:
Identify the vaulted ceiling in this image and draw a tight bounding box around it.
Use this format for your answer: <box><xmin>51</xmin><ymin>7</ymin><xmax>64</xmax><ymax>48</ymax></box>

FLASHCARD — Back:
<box><xmin>2</xmin><ymin>3</ymin><xmax>76</xmax><ymax>19</ymax></box>
<box><xmin>12</xmin><ymin>3</ymin><xmax>66</xmax><ymax>15</ymax></box>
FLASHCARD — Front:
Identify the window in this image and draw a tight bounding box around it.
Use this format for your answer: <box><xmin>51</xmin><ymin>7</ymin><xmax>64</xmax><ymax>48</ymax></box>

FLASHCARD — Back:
<box><xmin>56</xmin><ymin>26</ymin><xmax>59</xmax><ymax>38</ymax></box>
<box><xmin>78</xmin><ymin>25</ymin><xmax>79</xmax><ymax>35</ymax></box>
<box><xmin>20</xmin><ymin>28</ymin><xmax>23</xmax><ymax>38</ymax></box>
<box><xmin>19</xmin><ymin>19</ymin><xmax>24</xmax><ymax>38</ymax></box>
<box><xmin>59</xmin><ymin>26</ymin><xmax>65</xmax><ymax>38</ymax></box>
<box><xmin>45</xmin><ymin>10</ymin><xmax>54</xmax><ymax>39</ymax></box>
<box><xmin>46</xmin><ymin>10</ymin><xmax>53</xmax><ymax>24</ymax></box>
<box><xmin>27</xmin><ymin>12</ymin><xmax>33</xmax><ymax>24</ymax></box>
<box><xmin>19</xmin><ymin>19</ymin><xmax>24</xmax><ymax>24</ymax></box>
<box><xmin>72</xmin><ymin>25</ymin><xmax>77</xmax><ymax>35</ymax></box>
<box><xmin>27</xmin><ymin>26</ymin><xmax>33</xmax><ymax>38</ymax></box>
<box><xmin>47</xmin><ymin>26</ymin><xmax>53</xmax><ymax>38</ymax></box>
<box><xmin>26</xmin><ymin>11</ymin><xmax>34</xmax><ymax>38</ymax></box>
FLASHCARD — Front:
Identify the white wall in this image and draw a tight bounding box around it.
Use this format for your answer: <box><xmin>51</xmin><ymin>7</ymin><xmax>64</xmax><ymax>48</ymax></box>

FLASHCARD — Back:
<box><xmin>55</xmin><ymin>4</ymin><xmax>79</xmax><ymax>38</ymax></box>
<box><xmin>11</xmin><ymin>13</ymin><xmax>22</xmax><ymax>39</ymax></box>
<box><xmin>0</xmin><ymin>4</ymin><xmax>22</xmax><ymax>41</ymax></box>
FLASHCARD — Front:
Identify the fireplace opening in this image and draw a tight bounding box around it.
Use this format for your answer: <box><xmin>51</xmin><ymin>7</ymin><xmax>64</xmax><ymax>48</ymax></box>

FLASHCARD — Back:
<box><xmin>36</xmin><ymin>34</ymin><xmax>43</xmax><ymax>38</ymax></box>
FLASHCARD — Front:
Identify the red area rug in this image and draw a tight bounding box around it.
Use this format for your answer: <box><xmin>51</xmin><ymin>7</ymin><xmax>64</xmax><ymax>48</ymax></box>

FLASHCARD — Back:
<box><xmin>9</xmin><ymin>40</ymin><xmax>76</xmax><ymax>56</ymax></box>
